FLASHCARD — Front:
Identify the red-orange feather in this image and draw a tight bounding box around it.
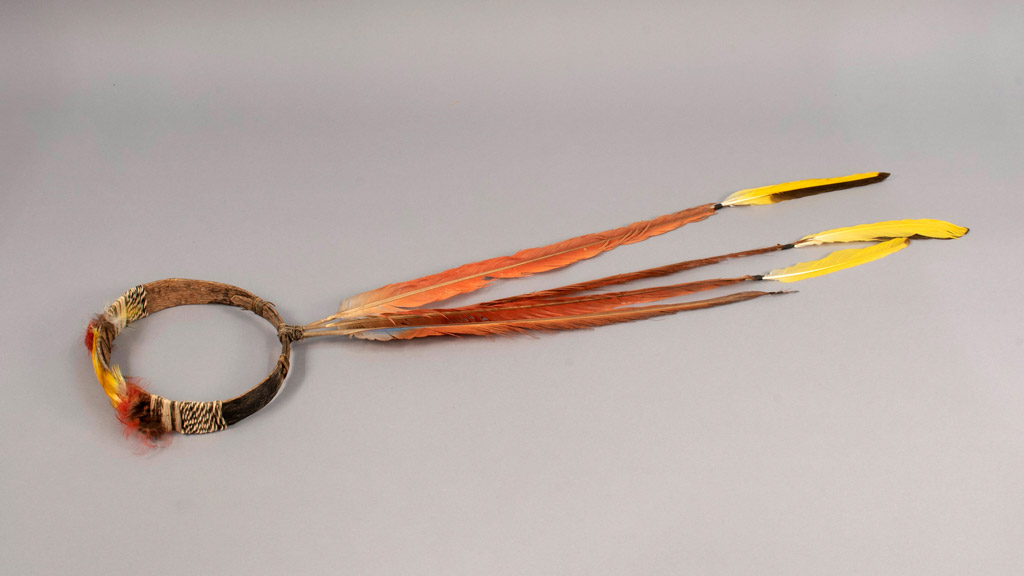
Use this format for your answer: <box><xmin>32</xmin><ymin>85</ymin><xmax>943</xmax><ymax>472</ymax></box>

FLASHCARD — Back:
<box><xmin>344</xmin><ymin>290</ymin><xmax>781</xmax><ymax>341</ymax></box>
<box><xmin>389</xmin><ymin>276</ymin><xmax>753</xmax><ymax>322</ymax></box>
<box><xmin>335</xmin><ymin>203</ymin><xmax>718</xmax><ymax>318</ymax></box>
<box><xmin>479</xmin><ymin>244</ymin><xmax>785</xmax><ymax>306</ymax></box>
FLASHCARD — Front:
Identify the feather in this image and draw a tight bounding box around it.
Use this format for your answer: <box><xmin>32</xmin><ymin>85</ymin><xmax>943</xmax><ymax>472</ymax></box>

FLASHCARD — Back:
<box><xmin>309</xmin><ymin>171</ymin><xmax>892</xmax><ymax>328</ymax></box>
<box><xmin>313</xmin><ymin>277</ymin><xmax>752</xmax><ymax>338</ymax></box>
<box><xmin>331</xmin><ymin>203</ymin><xmax>718</xmax><ymax>319</ymax></box>
<box><xmin>763</xmin><ymin>238</ymin><xmax>909</xmax><ymax>283</ymax></box>
<box><xmin>115</xmin><ymin>379</ymin><xmax>169</xmax><ymax>448</ymax></box>
<box><xmin>478</xmin><ymin>245</ymin><xmax>785</xmax><ymax>306</ymax></box>
<box><xmin>344</xmin><ymin>291</ymin><xmax>784</xmax><ymax>341</ymax></box>
<box><xmin>720</xmin><ymin>172</ymin><xmax>889</xmax><ymax>207</ymax></box>
<box><xmin>90</xmin><ymin>331</ymin><xmax>125</xmax><ymax>407</ymax></box>
<box><xmin>84</xmin><ymin>320</ymin><xmax>97</xmax><ymax>351</ymax></box>
<box><xmin>479</xmin><ymin>217</ymin><xmax>959</xmax><ymax>305</ymax></box>
<box><xmin>793</xmin><ymin>219</ymin><xmax>969</xmax><ymax>247</ymax></box>
<box><xmin>371</xmin><ymin>276</ymin><xmax>754</xmax><ymax>325</ymax></box>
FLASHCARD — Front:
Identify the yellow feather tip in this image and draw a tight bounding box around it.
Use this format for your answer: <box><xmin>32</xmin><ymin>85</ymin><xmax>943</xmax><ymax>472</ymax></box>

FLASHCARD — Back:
<box><xmin>721</xmin><ymin>172</ymin><xmax>889</xmax><ymax>207</ymax></box>
<box><xmin>794</xmin><ymin>219</ymin><xmax>969</xmax><ymax>247</ymax></box>
<box><xmin>763</xmin><ymin>238</ymin><xmax>909</xmax><ymax>283</ymax></box>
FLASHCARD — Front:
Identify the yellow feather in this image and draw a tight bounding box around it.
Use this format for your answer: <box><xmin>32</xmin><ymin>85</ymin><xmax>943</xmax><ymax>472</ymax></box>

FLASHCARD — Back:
<box><xmin>107</xmin><ymin>365</ymin><xmax>127</xmax><ymax>406</ymax></box>
<box><xmin>763</xmin><ymin>238</ymin><xmax>909</xmax><ymax>283</ymax></box>
<box><xmin>794</xmin><ymin>219</ymin><xmax>969</xmax><ymax>247</ymax></box>
<box><xmin>90</xmin><ymin>327</ymin><xmax>125</xmax><ymax>407</ymax></box>
<box><xmin>720</xmin><ymin>172</ymin><xmax>888</xmax><ymax>207</ymax></box>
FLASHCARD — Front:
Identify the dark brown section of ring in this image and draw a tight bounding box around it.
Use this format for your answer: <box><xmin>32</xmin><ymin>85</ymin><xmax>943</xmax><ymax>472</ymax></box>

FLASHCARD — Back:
<box><xmin>142</xmin><ymin>279</ymin><xmax>304</xmax><ymax>427</ymax></box>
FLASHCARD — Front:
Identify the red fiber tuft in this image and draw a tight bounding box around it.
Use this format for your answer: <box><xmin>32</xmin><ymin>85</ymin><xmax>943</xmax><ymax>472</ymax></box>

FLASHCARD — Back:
<box><xmin>84</xmin><ymin>320</ymin><xmax>97</xmax><ymax>352</ymax></box>
<box><xmin>116</xmin><ymin>378</ymin><xmax>171</xmax><ymax>451</ymax></box>
<box><xmin>84</xmin><ymin>314</ymin><xmax>108</xmax><ymax>352</ymax></box>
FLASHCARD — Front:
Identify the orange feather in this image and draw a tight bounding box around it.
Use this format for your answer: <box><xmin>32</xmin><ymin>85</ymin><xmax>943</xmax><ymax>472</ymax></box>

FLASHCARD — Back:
<box><xmin>381</xmin><ymin>276</ymin><xmax>753</xmax><ymax>323</ymax></box>
<box><xmin>332</xmin><ymin>203</ymin><xmax>718</xmax><ymax>319</ymax></box>
<box><xmin>478</xmin><ymin>245</ymin><xmax>785</xmax><ymax>306</ymax></box>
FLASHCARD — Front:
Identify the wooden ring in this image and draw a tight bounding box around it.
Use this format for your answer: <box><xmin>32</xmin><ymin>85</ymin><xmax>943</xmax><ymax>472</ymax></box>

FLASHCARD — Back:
<box><xmin>86</xmin><ymin>279</ymin><xmax>293</xmax><ymax>440</ymax></box>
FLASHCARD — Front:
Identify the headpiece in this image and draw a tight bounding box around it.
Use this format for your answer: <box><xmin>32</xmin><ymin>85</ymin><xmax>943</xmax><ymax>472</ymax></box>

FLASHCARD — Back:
<box><xmin>84</xmin><ymin>172</ymin><xmax>967</xmax><ymax>445</ymax></box>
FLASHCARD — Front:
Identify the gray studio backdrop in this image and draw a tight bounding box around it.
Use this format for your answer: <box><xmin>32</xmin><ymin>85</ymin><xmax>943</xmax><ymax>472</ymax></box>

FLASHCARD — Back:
<box><xmin>2</xmin><ymin>1</ymin><xmax>1023</xmax><ymax>575</ymax></box>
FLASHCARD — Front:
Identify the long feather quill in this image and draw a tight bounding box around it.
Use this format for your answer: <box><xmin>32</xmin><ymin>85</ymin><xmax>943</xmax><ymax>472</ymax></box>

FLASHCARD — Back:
<box><xmin>477</xmin><ymin>245</ymin><xmax>785</xmax><ymax>306</ymax></box>
<box><xmin>341</xmin><ymin>291</ymin><xmax>785</xmax><ymax>341</ymax></box>
<box><xmin>331</xmin><ymin>203</ymin><xmax>718</xmax><ymax>320</ymax></box>
<box><xmin>353</xmin><ymin>277</ymin><xmax>754</xmax><ymax>326</ymax></box>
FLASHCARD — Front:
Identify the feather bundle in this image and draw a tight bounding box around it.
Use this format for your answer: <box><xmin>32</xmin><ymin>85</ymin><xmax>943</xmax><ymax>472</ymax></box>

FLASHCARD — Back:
<box><xmin>321</xmin><ymin>172</ymin><xmax>893</xmax><ymax>325</ymax></box>
<box><xmin>306</xmin><ymin>217</ymin><xmax>959</xmax><ymax>342</ymax></box>
<box><xmin>303</xmin><ymin>176</ymin><xmax>958</xmax><ymax>338</ymax></box>
<box><xmin>320</xmin><ymin>227</ymin><xmax>914</xmax><ymax>342</ymax></box>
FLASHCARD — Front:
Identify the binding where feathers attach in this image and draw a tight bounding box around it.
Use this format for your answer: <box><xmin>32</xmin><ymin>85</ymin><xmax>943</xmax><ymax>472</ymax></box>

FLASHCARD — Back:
<box><xmin>85</xmin><ymin>172</ymin><xmax>968</xmax><ymax>445</ymax></box>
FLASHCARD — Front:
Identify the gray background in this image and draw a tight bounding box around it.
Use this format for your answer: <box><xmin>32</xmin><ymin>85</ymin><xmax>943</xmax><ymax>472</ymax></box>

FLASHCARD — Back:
<box><xmin>3</xmin><ymin>1</ymin><xmax>1023</xmax><ymax>574</ymax></box>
